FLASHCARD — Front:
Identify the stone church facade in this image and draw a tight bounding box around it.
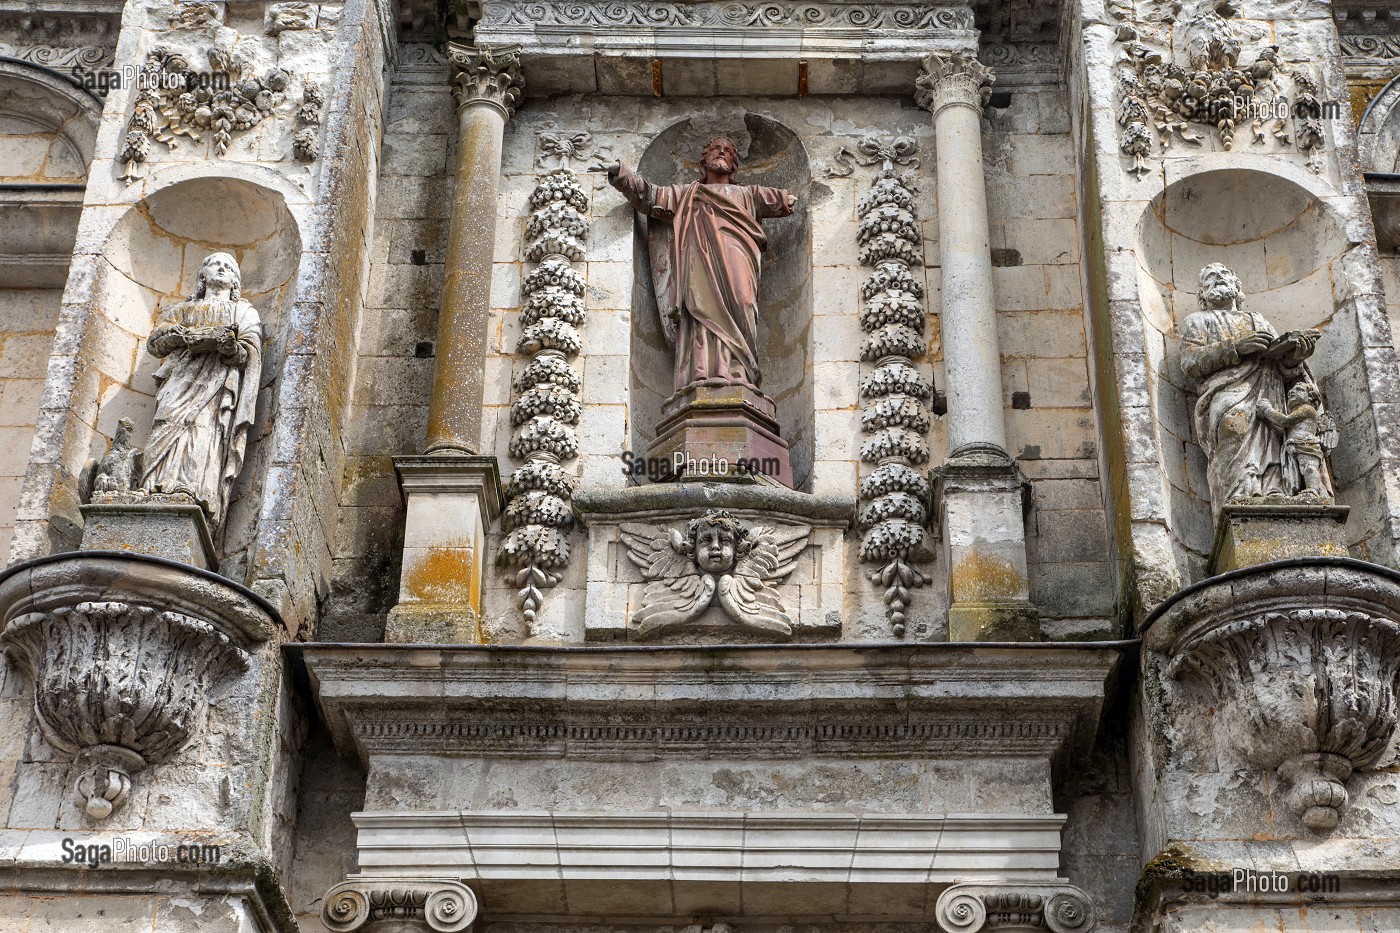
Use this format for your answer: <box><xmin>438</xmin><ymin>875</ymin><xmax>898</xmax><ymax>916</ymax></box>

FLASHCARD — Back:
<box><xmin>0</xmin><ymin>0</ymin><xmax>1399</xmax><ymax>929</ymax></box>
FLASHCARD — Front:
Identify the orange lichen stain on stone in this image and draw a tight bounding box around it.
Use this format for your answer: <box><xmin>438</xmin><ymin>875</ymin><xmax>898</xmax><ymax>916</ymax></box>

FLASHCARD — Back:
<box><xmin>950</xmin><ymin>549</ymin><xmax>1027</xmax><ymax>602</ymax></box>
<box><xmin>404</xmin><ymin>543</ymin><xmax>479</xmax><ymax>606</ymax></box>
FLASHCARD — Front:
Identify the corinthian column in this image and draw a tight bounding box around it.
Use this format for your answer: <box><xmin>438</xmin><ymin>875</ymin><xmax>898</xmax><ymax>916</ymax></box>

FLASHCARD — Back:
<box><xmin>916</xmin><ymin>51</ymin><xmax>1038</xmax><ymax>642</ymax></box>
<box><xmin>385</xmin><ymin>44</ymin><xmax>520</xmax><ymax>644</ymax></box>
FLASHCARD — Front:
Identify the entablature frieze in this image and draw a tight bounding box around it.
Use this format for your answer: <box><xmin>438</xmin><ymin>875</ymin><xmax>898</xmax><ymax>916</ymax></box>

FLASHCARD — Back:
<box><xmin>299</xmin><ymin>642</ymin><xmax>1120</xmax><ymax>765</ymax></box>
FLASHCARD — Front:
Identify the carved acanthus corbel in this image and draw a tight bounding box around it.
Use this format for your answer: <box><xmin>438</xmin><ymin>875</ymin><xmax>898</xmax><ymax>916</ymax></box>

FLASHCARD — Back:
<box><xmin>447</xmin><ymin>42</ymin><xmax>524</xmax><ymax>117</ymax></box>
<box><xmin>322</xmin><ymin>878</ymin><xmax>478</xmax><ymax>932</ymax></box>
<box><xmin>935</xmin><ymin>882</ymin><xmax>1097</xmax><ymax>932</ymax></box>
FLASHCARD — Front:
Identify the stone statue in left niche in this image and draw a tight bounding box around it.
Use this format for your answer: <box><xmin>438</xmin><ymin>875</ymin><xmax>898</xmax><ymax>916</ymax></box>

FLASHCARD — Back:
<box><xmin>88</xmin><ymin>252</ymin><xmax>262</xmax><ymax>539</ymax></box>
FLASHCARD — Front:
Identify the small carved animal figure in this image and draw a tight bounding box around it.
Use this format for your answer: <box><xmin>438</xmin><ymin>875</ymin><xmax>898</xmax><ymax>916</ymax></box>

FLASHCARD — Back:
<box><xmin>95</xmin><ymin>418</ymin><xmax>142</xmax><ymax>493</ymax></box>
<box><xmin>619</xmin><ymin>509</ymin><xmax>809</xmax><ymax>639</ymax></box>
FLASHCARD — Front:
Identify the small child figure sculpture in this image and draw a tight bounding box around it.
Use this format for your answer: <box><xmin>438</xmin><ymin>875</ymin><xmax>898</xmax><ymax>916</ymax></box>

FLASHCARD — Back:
<box><xmin>1256</xmin><ymin>381</ymin><xmax>1337</xmax><ymax>502</ymax></box>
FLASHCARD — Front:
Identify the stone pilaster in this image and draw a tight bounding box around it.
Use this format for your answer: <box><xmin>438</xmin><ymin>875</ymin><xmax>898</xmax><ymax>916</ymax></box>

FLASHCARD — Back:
<box><xmin>389</xmin><ymin>44</ymin><xmax>521</xmax><ymax>642</ymax></box>
<box><xmin>916</xmin><ymin>52</ymin><xmax>1038</xmax><ymax>641</ymax></box>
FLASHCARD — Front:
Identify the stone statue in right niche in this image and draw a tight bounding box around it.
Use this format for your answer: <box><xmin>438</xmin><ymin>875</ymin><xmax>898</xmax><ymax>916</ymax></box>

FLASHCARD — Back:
<box><xmin>1181</xmin><ymin>262</ymin><xmax>1337</xmax><ymax>507</ymax></box>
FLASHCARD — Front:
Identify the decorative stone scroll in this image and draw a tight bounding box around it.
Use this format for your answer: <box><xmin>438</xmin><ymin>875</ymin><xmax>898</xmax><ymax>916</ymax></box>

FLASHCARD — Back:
<box><xmin>0</xmin><ymin>555</ymin><xmax>276</xmax><ymax>821</ymax></box>
<box><xmin>322</xmin><ymin>878</ymin><xmax>478</xmax><ymax>932</ymax></box>
<box><xmin>850</xmin><ymin>137</ymin><xmax>933</xmax><ymax>638</ymax></box>
<box><xmin>1112</xmin><ymin>0</ymin><xmax>1329</xmax><ymax>173</ymax></box>
<box><xmin>118</xmin><ymin>48</ymin><xmax>293</xmax><ymax>178</ymax></box>
<box><xmin>935</xmin><ymin>882</ymin><xmax>1097</xmax><ymax>932</ymax></box>
<box><xmin>497</xmin><ymin>140</ymin><xmax>591</xmax><ymax>626</ymax></box>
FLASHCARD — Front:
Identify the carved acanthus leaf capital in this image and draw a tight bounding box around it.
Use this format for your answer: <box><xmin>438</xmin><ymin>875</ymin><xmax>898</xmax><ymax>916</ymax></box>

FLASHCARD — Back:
<box><xmin>322</xmin><ymin>878</ymin><xmax>479</xmax><ymax>932</ymax></box>
<box><xmin>447</xmin><ymin>42</ymin><xmax>525</xmax><ymax>118</ymax></box>
<box><xmin>915</xmin><ymin>50</ymin><xmax>995</xmax><ymax>115</ymax></box>
<box><xmin>935</xmin><ymin>882</ymin><xmax>1097</xmax><ymax>933</ymax></box>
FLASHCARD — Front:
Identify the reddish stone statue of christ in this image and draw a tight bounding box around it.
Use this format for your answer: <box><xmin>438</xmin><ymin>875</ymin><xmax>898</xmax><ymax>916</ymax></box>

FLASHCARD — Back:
<box><xmin>601</xmin><ymin>137</ymin><xmax>797</xmax><ymax>393</ymax></box>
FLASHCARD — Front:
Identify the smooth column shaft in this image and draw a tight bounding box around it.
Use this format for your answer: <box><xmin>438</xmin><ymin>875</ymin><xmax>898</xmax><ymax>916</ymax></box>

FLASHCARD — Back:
<box><xmin>934</xmin><ymin>100</ymin><xmax>1008</xmax><ymax>454</ymax></box>
<box><xmin>426</xmin><ymin>102</ymin><xmax>506</xmax><ymax>455</ymax></box>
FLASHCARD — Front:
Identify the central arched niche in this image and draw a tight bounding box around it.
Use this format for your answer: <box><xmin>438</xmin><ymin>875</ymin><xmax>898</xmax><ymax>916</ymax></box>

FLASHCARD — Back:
<box><xmin>628</xmin><ymin>112</ymin><xmax>814</xmax><ymax>490</ymax></box>
<box><xmin>1135</xmin><ymin>168</ymin><xmax>1354</xmax><ymax>571</ymax></box>
<box><xmin>96</xmin><ymin>176</ymin><xmax>301</xmax><ymax>579</ymax></box>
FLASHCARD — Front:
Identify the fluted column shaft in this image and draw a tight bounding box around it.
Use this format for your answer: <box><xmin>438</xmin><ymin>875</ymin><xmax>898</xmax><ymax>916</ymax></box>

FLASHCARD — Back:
<box><xmin>425</xmin><ymin>43</ymin><xmax>524</xmax><ymax>455</ymax></box>
<box><xmin>917</xmin><ymin>51</ymin><xmax>1006</xmax><ymax>453</ymax></box>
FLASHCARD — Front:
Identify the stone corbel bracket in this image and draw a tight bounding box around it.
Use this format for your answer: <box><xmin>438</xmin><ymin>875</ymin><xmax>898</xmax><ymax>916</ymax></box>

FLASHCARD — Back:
<box><xmin>0</xmin><ymin>553</ymin><xmax>277</xmax><ymax>820</ymax></box>
<box><xmin>850</xmin><ymin>136</ymin><xmax>936</xmax><ymax>639</ymax></box>
<box><xmin>322</xmin><ymin>877</ymin><xmax>478</xmax><ymax>932</ymax></box>
<box><xmin>935</xmin><ymin>881</ymin><xmax>1096</xmax><ymax>932</ymax></box>
<box><xmin>1142</xmin><ymin>558</ymin><xmax>1400</xmax><ymax>834</ymax></box>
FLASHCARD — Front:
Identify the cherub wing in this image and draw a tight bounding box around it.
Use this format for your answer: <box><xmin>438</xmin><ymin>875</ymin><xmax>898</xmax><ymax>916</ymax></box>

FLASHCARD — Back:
<box><xmin>619</xmin><ymin>523</ymin><xmax>713</xmax><ymax>637</ymax></box>
<box><xmin>1319</xmin><ymin>413</ymin><xmax>1339</xmax><ymax>451</ymax></box>
<box><xmin>715</xmin><ymin>525</ymin><xmax>811</xmax><ymax>638</ymax></box>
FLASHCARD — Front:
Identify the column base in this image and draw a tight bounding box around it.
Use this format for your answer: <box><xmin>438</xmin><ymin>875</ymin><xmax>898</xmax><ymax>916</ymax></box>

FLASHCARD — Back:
<box><xmin>648</xmin><ymin>382</ymin><xmax>793</xmax><ymax>487</ymax></box>
<box><xmin>79</xmin><ymin>494</ymin><xmax>217</xmax><ymax>571</ymax></box>
<box><xmin>936</xmin><ymin>444</ymin><xmax>1039</xmax><ymax>642</ymax></box>
<box><xmin>1208</xmin><ymin>500</ymin><xmax>1350</xmax><ymax>574</ymax></box>
<box><xmin>387</xmin><ymin>455</ymin><xmax>502</xmax><ymax>645</ymax></box>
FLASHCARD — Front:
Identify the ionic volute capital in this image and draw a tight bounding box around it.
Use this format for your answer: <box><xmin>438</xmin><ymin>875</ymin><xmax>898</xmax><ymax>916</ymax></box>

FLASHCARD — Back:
<box><xmin>915</xmin><ymin>50</ymin><xmax>995</xmax><ymax>116</ymax></box>
<box><xmin>935</xmin><ymin>882</ymin><xmax>1096</xmax><ymax>933</ymax></box>
<box><xmin>322</xmin><ymin>878</ymin><xmax>479</xmax><ymax>932</ymax></box>
<box><xmin>447</xmin><ymin>42</ymin><xmax>525</xmax><ymax>119</ymax></box>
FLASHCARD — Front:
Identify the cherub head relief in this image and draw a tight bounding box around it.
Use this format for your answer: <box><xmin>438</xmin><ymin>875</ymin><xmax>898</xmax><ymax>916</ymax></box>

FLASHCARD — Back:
<box><xmin>620</xmin><ymin>509</ymin><xmax>809</xmax><ymax>640</ymax></box>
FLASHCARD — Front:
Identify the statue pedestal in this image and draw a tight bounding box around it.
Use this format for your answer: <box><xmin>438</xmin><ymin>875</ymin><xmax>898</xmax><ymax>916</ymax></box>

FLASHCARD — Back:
<box><xmin>1209</xmin><ymin>501</ymin><xmax>1351</xmax><ymax>574</ymax></box>
<box><xmin>648</xmin><ymin>383</ymin><xmax>793</xmax><ymax>488</ymax></box>
<box><xmin>79</xmin><ymin>495</ymin><xmax>218</xmax><ymax>571</ymax></box>
<box><xmin>385</xmin><ymin>455</ymin><xmax>502</xmax><ymax>644</ymax></box>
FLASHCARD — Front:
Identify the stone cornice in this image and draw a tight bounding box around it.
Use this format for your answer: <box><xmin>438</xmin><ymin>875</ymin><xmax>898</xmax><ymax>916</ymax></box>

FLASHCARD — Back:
<box><xmin>299</xmin><ymin>642</ymin><xmax>1120</xmax><ymax>765</ymax></box>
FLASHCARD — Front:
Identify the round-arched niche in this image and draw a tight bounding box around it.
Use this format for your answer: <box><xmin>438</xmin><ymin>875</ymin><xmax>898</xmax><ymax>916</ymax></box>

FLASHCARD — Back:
<box><xmin>627</xmin><ymin>112</ymin><xmax>814</xmax><ymax>490</ymax></box>
<box><xmin>91</xmin><ymin>176</ymin><xmax>301</xmax><ymax>568</ymax></box>
<box><xmin>1136</xmin><ymin>167</ymin><xmax>1357</xmax><ymax>560</ymax></box>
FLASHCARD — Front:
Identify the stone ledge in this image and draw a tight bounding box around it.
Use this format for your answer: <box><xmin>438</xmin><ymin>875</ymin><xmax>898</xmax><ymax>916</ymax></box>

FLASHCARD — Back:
<box><xmin>298</xmin><ymin>642</ymin><xmax>1121</xmax><ymax>764</ymax></box>
<box><xmin>346</xmin><ymin>809</ymin><xmax>1067</xmax><ymax>918</ymax></box>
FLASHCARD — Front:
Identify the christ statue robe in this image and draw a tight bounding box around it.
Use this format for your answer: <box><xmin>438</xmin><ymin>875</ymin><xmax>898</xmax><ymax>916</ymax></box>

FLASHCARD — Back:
<box><xmin>610</xmin><ymin>162</ymin><xmax>794</xmax><ymax>392</ymax></box>
<box><xmin>140</xmin><ymin>296</ymin><xmax>262</xmax><ymax>527</ymax></box>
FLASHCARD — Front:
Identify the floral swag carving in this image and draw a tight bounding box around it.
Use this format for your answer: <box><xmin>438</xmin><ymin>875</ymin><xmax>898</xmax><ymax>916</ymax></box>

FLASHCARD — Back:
<box><xmin>497</xmin><ymin>138</ymin><xmax>592</xmax><ymax>627</ymax></box>
<box><xmin>847</xmin><ymin>135</ymin><xmax>934</xmax><ymax>638</ymax></box>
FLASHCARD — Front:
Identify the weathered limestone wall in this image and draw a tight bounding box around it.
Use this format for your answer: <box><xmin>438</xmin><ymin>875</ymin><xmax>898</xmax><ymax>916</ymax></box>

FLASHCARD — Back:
<box><xmin>0</xmin><ymin>291</ymin><xmax>60</xmax><ymax>557</ymax></box>
<box><xmin>324</xmin><ymin>75</ymin><xmax>1114</xmax><ymax>642</ymax></box>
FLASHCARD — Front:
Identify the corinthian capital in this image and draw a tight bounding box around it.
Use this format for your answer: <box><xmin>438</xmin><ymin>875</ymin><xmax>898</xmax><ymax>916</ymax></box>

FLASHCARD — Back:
<box><xmin>915</xmin><ymin>50</ymin><xmax>995</xmax><ymax>115</ymax></box>
<box><xmin>935</xmin><ymin>882</ymin><xmax>1096</xmax><ymax>933</ymax></box>
<box><xmin>322</xmin><ymin>878</ymin><xmax>479</xmax><ymax>932</ymax></box>
<box><xmin>447</xmin><ymin>42</ymin><xmax>525</xmax><ymax>118</ymax></box>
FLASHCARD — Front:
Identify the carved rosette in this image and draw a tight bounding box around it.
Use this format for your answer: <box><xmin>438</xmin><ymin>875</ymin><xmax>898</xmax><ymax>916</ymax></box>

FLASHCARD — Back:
<box><xmin>914</xmin><ymin>50</ymin><xmax>993</xmax><ymax>115</ymax></box>
<box><xmin>1146</xmin><ymin>561</ymin><xmax>1400</xmax><ymax>834</ymax></box>
<box><xmin>498</xmin><ymin>153</ymin><xmax>591</xmax><ymax>627</ymax></box>
<box><xmin>447</xmin><ymin>42</ymin><xmax>524</xmax><ymax>117</ymax></box>
<box><xmin>851</xmin><ymin>141</ymin><xmax>933</xmax><ymax>638</ymax></box>
<box><xmin>0</xmin><ymin>555</ymin><xmax>275</xmax><ymax>821</ymax></box>
<box><xmin>935</xmin><ymin>882</ymin><xmax>1097</xmax><ymax>932</ymax></box>
<box><xmin>322</xmin><ymin>878</ymin><xmax>478</xmax><ymax>932</ymax></box>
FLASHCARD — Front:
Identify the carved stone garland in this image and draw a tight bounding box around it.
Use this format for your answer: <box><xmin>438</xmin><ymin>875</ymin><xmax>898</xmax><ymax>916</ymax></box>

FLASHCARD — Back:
<box><xmin>1112</xmin><ymin>0</ymin><xmax>1328</xmax><ymax>174</ymax></box>
<box><xmin>497</xmin><ymin>153</ymin><xmax>590</xmax><ymax>626</ymax></box>
<box><xmin>852</xmin><ymin>138</ymin><xmax>933</xmax><ymax>638</ymax></box>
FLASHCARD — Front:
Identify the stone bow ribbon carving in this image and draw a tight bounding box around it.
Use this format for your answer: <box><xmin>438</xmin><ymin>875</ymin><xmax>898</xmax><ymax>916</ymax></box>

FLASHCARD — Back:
<box><xmin>620</xmin><ymin>509</ymin><xmax>809</xmax><ymax>638</ymax></box>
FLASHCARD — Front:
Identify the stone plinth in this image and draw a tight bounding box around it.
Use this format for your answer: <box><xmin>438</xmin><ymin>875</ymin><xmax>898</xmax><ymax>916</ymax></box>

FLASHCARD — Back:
<box><xmin>1208</xmin><ymin>501</ymin><xmax>1350</xmax><ymax>574</ymax></box>
<box><xmin>385</xmin><ymin>455</ymin><xmax>503</xmax><ymax>644</ymax></box>
<box><xmin>574</xmin><ymin>483</ymin><xmax>852</xmax><ymax>642</ymax></box>
<box><xmin>935</xmin><ymin>445</ymin><xmax>1039</xmax><ymax>642</ymax></box>
<box><xmin>80</xmin><ymin>496</ymin><xmax>218</xmax><ymax>571</ymax></box>
<box><xmin>648</xmin><ymin>383</ymin><xmax>793</xmax><ymax>487</ymax></box>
